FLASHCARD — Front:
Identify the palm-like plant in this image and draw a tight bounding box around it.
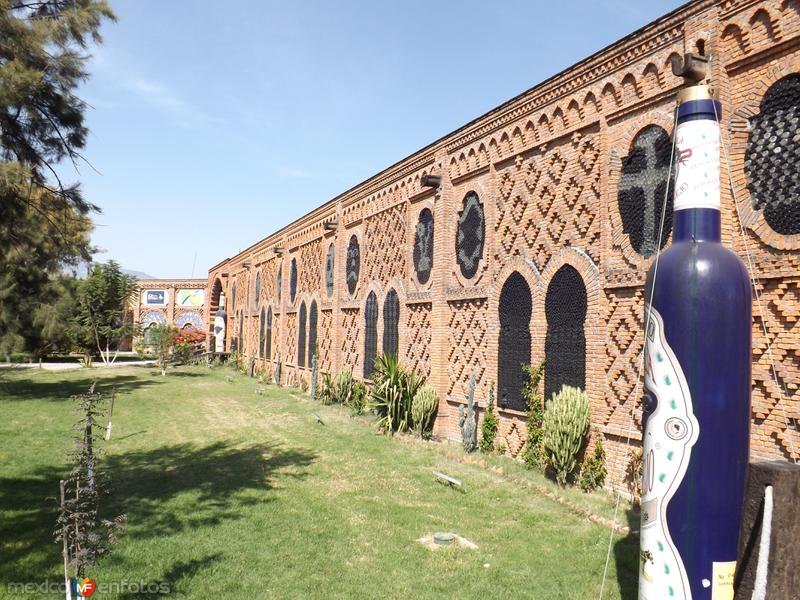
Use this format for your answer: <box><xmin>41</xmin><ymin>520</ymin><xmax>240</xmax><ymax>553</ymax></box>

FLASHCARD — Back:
<box><xmin>370</xmin><ymin>353</ymin><xmax>423</xmax><ymax>434</ymax></box>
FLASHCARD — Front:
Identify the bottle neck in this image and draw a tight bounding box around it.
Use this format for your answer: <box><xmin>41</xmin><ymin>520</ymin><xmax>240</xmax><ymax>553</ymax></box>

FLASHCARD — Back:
<box><xmin>673</xmin><ymin>207</ymin><xmax>721</xmax><ymax>242</ymax></box>
<box><xmin>671</xmin><ymin>96</ymin><xmax>723</xmax><ymax>244</ymax></box>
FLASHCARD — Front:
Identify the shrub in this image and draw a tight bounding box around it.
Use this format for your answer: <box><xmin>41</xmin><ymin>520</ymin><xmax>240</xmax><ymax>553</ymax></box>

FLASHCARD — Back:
<box><xmin>317</xmin><ymin>372</ymin><xmax>336</xmax><ymax>405</ymax></box>
<box><xmin>479</xmin><ymin>382</ymin><xmax>498</xmax><ymax>454</ymax></box>
<box><xmin>578</xmin><ymin>435</ymin><xmax>607</xmax><ymax>492</ymax></box>
<box><xmin>412</xmin><ymin>385</ymin><xmax>438</xmax><ymax>439</ymax></box>
<box><xmin>626</xmin><ymin>447</ymin><xmax>643</xmax><ymax>505</ymax></box>
<box><xmin>333</xmin><ymin>369</ymin><xmax>355</xmax><ymax>404</ymax></box>
<box><xmin>370</xmin><ymin>353</ymin><xmax>423</xmax><ymax>434</ymax></box>
<box><xmin>349</xmin><ymin>380</ymin><xmax>367</xmax><ymax>416</ymax></box>
<box><xmin>521</xmin><ymin>361</ymin><xmax>546</xmax><ymax>469</ymax></box>
<box><xmin>542</xmin><ymin>385</ymin><xmax>590</xmax><ymax>486</ymax></box>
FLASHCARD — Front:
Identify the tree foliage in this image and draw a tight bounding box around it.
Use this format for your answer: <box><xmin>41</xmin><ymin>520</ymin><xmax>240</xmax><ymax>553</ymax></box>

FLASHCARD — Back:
<box><xmin>0</xmin><ymin>1</ymin><xmax>114</xmax><ymax>358</ymax></box>
<box><xmin>73</xmin><ymin>261</ymin><xmax>135</xmax><ymax>364</ymax></box>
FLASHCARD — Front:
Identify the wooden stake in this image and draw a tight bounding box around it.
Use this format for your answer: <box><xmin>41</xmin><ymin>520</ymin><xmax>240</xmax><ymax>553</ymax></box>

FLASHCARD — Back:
<box><xmin>105</xmin><ymin>386</ymin><xmax>116</xmax><ymax>440</ymax></box>
<box><xmin>60</xmin><ymin>480</ymin><xmax>72</xmax><ymax>600</ymax></box>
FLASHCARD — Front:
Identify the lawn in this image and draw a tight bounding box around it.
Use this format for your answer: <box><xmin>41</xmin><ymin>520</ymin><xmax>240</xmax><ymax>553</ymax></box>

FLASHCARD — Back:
<box><xmin>0</xmin><ymin>365</ymin><xmax>638</xmax><ymax>599</ymax></box>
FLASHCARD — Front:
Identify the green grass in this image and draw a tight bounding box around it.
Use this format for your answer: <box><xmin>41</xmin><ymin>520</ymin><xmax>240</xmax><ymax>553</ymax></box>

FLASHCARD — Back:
<box><xmin>0</xmin><ymin>365</ymin><xmax>638</xmax><ymax>599</ymax></box>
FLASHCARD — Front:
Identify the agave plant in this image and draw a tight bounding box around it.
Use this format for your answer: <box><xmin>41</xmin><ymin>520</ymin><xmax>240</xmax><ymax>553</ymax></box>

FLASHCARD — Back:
<box><xmin>370</xmin><ymin>353</ymin><xmax>423</xmax><ymax>434</ymax></box>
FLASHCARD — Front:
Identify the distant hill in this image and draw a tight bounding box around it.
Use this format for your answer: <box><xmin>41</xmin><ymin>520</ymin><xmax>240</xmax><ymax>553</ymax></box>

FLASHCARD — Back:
<box><xmin>122</xmin><ymin>269</ymin><xmax>157</xmax><ymax>280</ymax></box>
<box><xmin>67</xmin><ymin>263</ymin><xmax>158</xmax><ymax>280</ymax></box>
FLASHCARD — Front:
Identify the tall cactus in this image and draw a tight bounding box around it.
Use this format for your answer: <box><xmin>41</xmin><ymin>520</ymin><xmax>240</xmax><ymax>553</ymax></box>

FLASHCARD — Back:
<box><xmin>310</xmin><ymin>353</ymin><xmax>318</xmax><ymax>399</ymax></box>
<box><xmin>459</xmin><ymin>372</ymin><xmax>478</xmax><ymax>453</ymax></box>
<box><xmin>542</xmin><ymin>385</ymin><xmax>590</xmax><ymax>485</ymax></box>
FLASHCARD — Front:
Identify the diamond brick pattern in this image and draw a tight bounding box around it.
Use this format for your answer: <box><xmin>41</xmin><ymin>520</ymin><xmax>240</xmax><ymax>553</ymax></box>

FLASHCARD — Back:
<box><xmin>404</xmin><ymin>303</ymin><xmax>431</xmax><ymax>379</ymax></box>
<box><xmin>447</xmin><ymin>298</ymin><xmax>489</xmax><ymax>401</ymax></box>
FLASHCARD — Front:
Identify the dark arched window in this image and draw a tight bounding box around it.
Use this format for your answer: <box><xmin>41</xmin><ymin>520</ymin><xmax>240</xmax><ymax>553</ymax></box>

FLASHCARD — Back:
<box><xmin>346</xmin><ymin>235</ymin><xmax>360</xmax><ymax>295</ymax></box>
<box><xmin>746</xmin><ymin>74</ymin><xmax>800</xmax><ymax>235</ymax></box>
<box><xmin>498</xmin><ymin>272</ymin><xmax>532</xmax><ymax>411</ymax></box>
<box><xmin>544</xmin><ymin>265</ymin><xmax>587</xmax><ymax>402</ymax></box>
<box><xmin>290</xmin><ymin>258</ymin><xmax>298</xmax><ymax>303</ymax></box>
<box><xmin>364</xmin><ymin>292</ymin><xmax>378</xmax><ymax>378</ymax></box>
<box><xmin>414</xmin><ymin>208</ymin><xmax>434</xmax><ymax>284</ymax></box>
<box><xmin>325</xmin><ymin>244</ymin><xmax>335</xmax><ymax>297</ymax></box>
<box><xmin>456</xmin><ymin>191</ymin><xmax>485</xmax><ymax>279</ymax></box>
<box><xmin>231</xmin><ymin>282</ymin><xmax>237</xmax><ymax>311</ymax></box>
<box><xmin>265</xmin><ymin>307</ymin><xmax>273</xmax><ymax>359</ymax></box>
<box><xmin>254</xmin><ymin>272</ymin><xmax>261</xmax><ymax>309</ymax></box>
<box><xmin>276</xmin><ymin>264</ymin><xmax>282</xmax><ymax>303</ymax></box>
<box><xmin>383</xmin><ymin>289</ymin><xmax>400</xmax><ymax>358</ymax></box>
<box><xmin>238</xmin><ymin>311</ymin><xmax>244</xmax><ymax>354</ymax></box>
<box><xmin>618</xmin><ymin>125</ymin><xmax>674</xmax><ymax>256</ymax></box>
<box><xmin>308</xmin><ymin>300</ymin><xmax>318</xmax><ymax>363</ymax></box>
<box><xmin>258</xmin><ymin>307</ymin><xmax>265</xmax><ymax>357</ymax></box>
<box><xmin>297</xmin><ymin>301</ymin><xmax>307</xmax><ymax>368</ymax></box>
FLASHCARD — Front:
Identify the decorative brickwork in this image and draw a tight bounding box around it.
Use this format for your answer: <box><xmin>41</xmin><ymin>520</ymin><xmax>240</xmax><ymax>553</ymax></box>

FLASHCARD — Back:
<box><xmin>404</xmin><ymin>302</ymin><xmax>431</xmax><ymax>378</ymax></box>
<box><xmin>447</xmin><ymin>298</ymin><xmax>489</xmax><ymax>402</ymax></box>
<box><xmin>204</xmin><ymin>0</ymin><xmax>800</xmax><ymax>487</ymax></box>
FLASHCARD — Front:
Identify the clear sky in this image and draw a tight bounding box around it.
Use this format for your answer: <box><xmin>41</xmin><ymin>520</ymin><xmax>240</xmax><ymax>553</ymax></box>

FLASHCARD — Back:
<box><xmin>73</xmin><ymin>0</ymin><xmax>686</xmax><ymax>279</ymax></box>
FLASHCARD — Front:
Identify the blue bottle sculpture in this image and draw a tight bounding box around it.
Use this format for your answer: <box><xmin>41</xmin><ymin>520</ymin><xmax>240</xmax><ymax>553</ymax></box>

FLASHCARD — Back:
<box><xmin>638</xmin><ymin>85</ymin><xmax>751</xmax><ymax>600</ymax></box>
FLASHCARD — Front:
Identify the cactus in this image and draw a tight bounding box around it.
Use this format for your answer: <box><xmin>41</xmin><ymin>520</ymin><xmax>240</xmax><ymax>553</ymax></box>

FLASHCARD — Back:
<box><xmin>479</xmin><ymin>382</ymin><xmax>498</xmax><ymax>454</ymax></box>
<box><xmin>310</xmin><ymin>353</ymin><xmax>318</xmax><ymax>399</ymax></box>
<box><xmin>542</xmin><ymin>385</ymin><xmax>590</xmax><ymax>486</ymax></box>
<box><xmin>274</xmin><ymin>352</ymin><xmax>282</xmax><ymax>386</ymax></box>
<box><xmin>412</xmin><ymin>385</ymin><xmax>438</xmax><ymax>439</ymax></box>
<box><xmin>459</xmin><ymin>373</ymin><xmax>478</xmax><ymax>453</ymax></box>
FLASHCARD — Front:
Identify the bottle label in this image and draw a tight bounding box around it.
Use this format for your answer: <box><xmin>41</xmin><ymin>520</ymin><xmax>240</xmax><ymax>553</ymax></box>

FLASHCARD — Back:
<box><xmin>673</xmin><ymin>119</ymin><xmax>720</xmax><ymax>211</ymax></box>
<box><xmin>639</xmin><ymin>306</ymin><xmax>700</xmax><ymax>600</ymax></box>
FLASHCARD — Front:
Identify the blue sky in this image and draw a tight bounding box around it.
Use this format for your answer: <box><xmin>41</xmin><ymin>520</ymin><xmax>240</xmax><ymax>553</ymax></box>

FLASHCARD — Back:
<box><xmin>74</xmin><ymin>0</ymin><xmax>685</xmax><ymax>278</ymax></box>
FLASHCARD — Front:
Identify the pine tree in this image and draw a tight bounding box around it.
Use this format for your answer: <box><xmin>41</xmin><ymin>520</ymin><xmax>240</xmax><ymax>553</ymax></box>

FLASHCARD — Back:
<box><xmin>0</xmin><ymin>1</ymin><xmax>114</xmax><ymax>360</ymax></box>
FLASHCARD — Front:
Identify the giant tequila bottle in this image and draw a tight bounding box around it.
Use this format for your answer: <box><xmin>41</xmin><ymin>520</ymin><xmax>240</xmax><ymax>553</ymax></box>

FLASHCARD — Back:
<box><xmin>638</xmin><ymin>85</ymin><xmax>751</xmax><ymax>600</ymax></box>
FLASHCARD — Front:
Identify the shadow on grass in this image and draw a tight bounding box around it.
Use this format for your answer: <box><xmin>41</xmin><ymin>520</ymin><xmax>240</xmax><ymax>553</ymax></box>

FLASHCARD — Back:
<box><xmin>0</xmin><ymin>442</ymin><xmax>316</xmax><ymax>585</ymax></box>
<box><xmin>118</xmin><ymin>553</ymin><xmax>223</xmax><ymax>599</ymax></box>
<box><xmin>105</xmin><ymin>441</ymin><xmax>317</xmax><ymax>541</ymax></box>
<box><xmin>0</xmin><ymin>466</ymin><xmax>65</xmax><ymax>584</ymax></box>
<box><xmin>0</xmin><ymin>374</ymin><xmax>164</xmax><ymax>402</ymax></box>
<box><xmin>613</xmin><ymin>506</ymin><xmax>640</xmax><ymax>600</ymax></box>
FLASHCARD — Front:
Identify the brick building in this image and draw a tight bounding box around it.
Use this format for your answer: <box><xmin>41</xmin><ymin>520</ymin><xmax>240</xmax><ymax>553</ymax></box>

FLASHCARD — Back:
<box><xmin>132</xmin><ymin>279</ymin><xmax>207</xmax><ymax>347</ymax></box>
<box><xmin>205</xmin><ymin>0</ymin><xmax>800</xmax><ymax>486</ymax></box>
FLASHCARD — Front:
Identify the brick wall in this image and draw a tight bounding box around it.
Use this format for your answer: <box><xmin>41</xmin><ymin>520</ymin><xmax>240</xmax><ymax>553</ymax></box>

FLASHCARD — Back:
<box><xmin>206</xmin><ymin>0</ymin><xmax>800</xmax><ymax>487</ymax></box>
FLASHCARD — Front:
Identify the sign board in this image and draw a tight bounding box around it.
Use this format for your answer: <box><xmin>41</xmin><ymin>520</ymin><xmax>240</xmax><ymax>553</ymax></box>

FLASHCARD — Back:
<box><xmin>142</xmin><ymin>290</ymin><xmax>167</xmax><ymax>306</ymax></box>
<box><xmin>177</xmin><ymin>289</ymin><xmax>205</xmax><ymax>307</ymax></box>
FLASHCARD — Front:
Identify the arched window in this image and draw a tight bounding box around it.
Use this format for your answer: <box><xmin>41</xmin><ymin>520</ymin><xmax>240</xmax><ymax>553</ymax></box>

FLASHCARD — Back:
<box><xmin>325</xmin><ymin>243</ymin><xmax>335</xmax><ymax>297</ymax></box>
<box><xmin>238</xmin><ymin>311</ymin><xmax>244</xmax><ymax>354</ymax></box>
<box><xmin>414</xmin><ymin>208</ymin><xmax>434</xmax><ymax>284</ymax></box>
<box><xmin>259</xmin><ymin>307</ymin><xmax>265</xmax><ymax>358</ymax></box>
<box><xmin>618</xmin><ymin>125</ymin><xmax>674</xmax><ymax>256</ymax></box>
<box><xmin>254</xmin><ymin>272</ymin><xmax>261</xmax><ymax>309</ymax></box>
<box><xmin>297</xmin><ymin>301</ymin><xmax>307</xmax><ymax>368</ymax></box>
<box><xmin>346</xmin><ymin>235</ymin><xmax>360</xmax><ymax>295</ymax></box>
<box><xmin>383</xmin><ymin>289</ymin><xmax>400</xmax><ymax>358</ymax></box>
<box><xmin>364</xmin><ymin>292</ymin><xmax>378</xmax><ymax>378</ymax></box>
<box><xmin>231</xmin><ymin>282</ymin><xmax>237</xmax><ymax>311</ymax></box>
<box><xmin>143</xmin><ymin>323</ymin><xmax>157</xmax><ymax>345</ymax></box>
<box><xmin>276</xmin><ymin>264</ymin><xmax>282</xmax><ymax>303</ymax></box>
<box><xmin>265</xmin><ymin>307</ymin><xmax>273</xmax><ymax>359</ymax></box>
<box><xmin>308</xmin><ymin>300</ymin><xmax>318</xmax><ymax>363</ymax></box>
<box><xmin>498</xmin><ymin>272</ymin><xmax>532</xmax><ymax>411</ymax></box>
<box><xmin>746</xmin><ymin>74</ymin><xmax>800</xmax><ymax>235</ymax></box>
<box><xmin>290</xmin><ymin>258</ymin><xmax>298</xmax><ymax>303</ymax></box>
<box><xmin>544</xmin><ymin>265</ymin><xmax>587</xmax><ymax>402</ymax></box>
<box><xmin>456</xmin><ymin>191</ymin><xmax>485</xmax><ymax>279</ymax></box>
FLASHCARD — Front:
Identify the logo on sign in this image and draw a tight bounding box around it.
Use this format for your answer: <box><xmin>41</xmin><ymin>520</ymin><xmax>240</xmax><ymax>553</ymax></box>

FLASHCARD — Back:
<box><xmin>145</xmin><ymin>290</ymin><xmax>165</xmax><ymax>305</ymax></box>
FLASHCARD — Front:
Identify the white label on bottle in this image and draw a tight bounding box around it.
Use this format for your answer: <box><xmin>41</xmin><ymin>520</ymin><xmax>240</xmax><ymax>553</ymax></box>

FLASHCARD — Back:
<box><xmin>673</xmin><ymin>119</ymin><xmax>720</xmax><ymax>211</ymax></box>
<box><xmin>638</xmin><ymin>306</ymin><xmax>700</xmax><ymax>600</ymax></box>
